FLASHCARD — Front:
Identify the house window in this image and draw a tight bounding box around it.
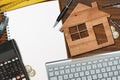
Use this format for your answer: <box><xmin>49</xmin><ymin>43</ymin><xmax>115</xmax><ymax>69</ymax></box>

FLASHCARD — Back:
<box><xmin>69</xmin><ymin>23</ymin><xmax>89</xmax><ymax>41</ymax></box>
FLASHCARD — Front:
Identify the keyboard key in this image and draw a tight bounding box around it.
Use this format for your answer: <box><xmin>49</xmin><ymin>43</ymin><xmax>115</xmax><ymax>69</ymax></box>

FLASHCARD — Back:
<box><xmin>76</xmin><ymin>63</ymin><xmax>81</xmax><ymax>66</ymax></box>
<box><xmin>118</xmin><ymin>76</ymin><xmax>120</xmax><ymax>80</ymax></box>
<box><xmin>111</xmin><ymin>66</ymin><xmax>117</xmax><ymax>71</ymax></box>
<box><xmin>63</xmin><ymin>75</ymin><xmax>68</xmax><ymax>79</ymax></box>
<box><xmin>108</xmin><ymin>72</ymin><xmax>113</xmax><ymax>76</ymax></box>
<box><xmin>87</xmin><ymin>65</ymin><xmax>91</xmax><ymax>70</ymax></box>
<box><xmin>49</xmin><ymin>72</ymin><xmax>54</xmax><ymax>76</ymax></box>
<box><xmin>60</xmin><ymin>70</ymin><xmax>64</xmax><ymax>74</ymax></box>
<box><xmin>88</xmin><ymin>61</ymin><xmax>92</xmax><ymax>65</ymax></box>
<box><xmin>115</xmin><ymin>57</ymin><xmax>119</xmax><ymax>59</ymax></box>
<box><xmin>107</xmin><ymin>78</ymin><xmax>111</xmax><ymax>80</ymax></box>
<box><xmin>93</xmin><ymin>60</ymin><xmax>97</xmax><ymax>63</ymax></box>
<box><xmin>112</xmin><ymin>77</ymin><xmax>117</xmax><ymax>80</ymax></box>
<box><xmin>110</xmin><ymin>57</ymin><xmax>114</xmax><ymax>61</ymax></box>
<box><xmin>65</xmin><ymin>65</ymin><xmax>70</xmax><ymax>68</ymax></box>
<box><xmin>76</xmin><ymin>78</ymin><xmax>81</xmax><ymax>80</ymax></box>
<box><xmin>106</xmin><ymin>67</ymin><xmax>111</xmax><ymax>72</ymax></box>
<box><xmin>87</xmin><ymin>76</ymin><xmax>92</xmax><ymax>80</ymax></box>
<box><xmin>104</xmin><ymin>58</ymin><xmax>108</xmax><ymax>62</ymax></box>
<box><xmin>69</xmin><ymin>74</ymin><xmax>73</xmax><ymax>78</ymax></box>
<box><xmin>71</xmin><ymin>64</ymin><xmax>75</xmax><ymax>67</ymax></box>
<box><xmin>85</xmin><ymin>71</ymin><xmax>90</xmax><ymax>75</ymax></box>
<box><xmin>103</xmin><ymin>73</ymin><xmax>108</xmax><ymax>77</ymax></box>
<box><xmin>76</xmin><ymin>67</ymin><xmax>81</xmax><ymax>72</ymax></box>
<box><xmin>82</xmin><ymin>76</ymin><xmax>86</xmax><ymax>80</ymax></box>
<box><xmin>114</xmin><ymin>71</ymin><xmax>118</xmax><ymax>76</ymax></box>
<box><xmin>74</xmin><ymin>73</ymin><xmax>79</xmax><ymax>77</ymax></box>
<box><xmin>58</xmin><ymin>76</ymin><xmax>63</xmax><ymax>80</ymax></box>
<box><xmin>98</xmin><ymin>74</ymin><xmax>103</xmax><ymax>78</ymax></box>
<box><xmin>92</xmin><ymin>74</ymin><xmax>97</xmax><ymax>79</ymax></box>
<box><xmin>65</xmin><ymin>69</ymin><xmax>70</xmax><ymax>73</ymax></box>
<box><xmin>50</xmin><ymin>76</ymin><xmax>57</xmax><ymax>80</ymax></box>
<box><xmin>82</xmin><ymin>62</ymin><xmax>86</xmax><ymax>65</ymax></box>
<box><xmin>80</xmin><ymin>72</ymin><xmax>84</xmax><ymax>76</ymax></box>
<box><xmin>59</xmin><ymin>66</ymin><xmax>64</xmax><ymax>69</ymax></box>
<box><xmin>101</xmin><ymin>78</ymin><xmax>106</xmax><ymax>80</ymax></box>
<box><xmin>90</xmin><ymin>70</ymin><xmax>95</xmax><ymax>74</ymax></box>
<box><xmin>97</xmin><ymin>63</ymin><xmax>102</xmax><ymax>68</ymax></box>
<box><xmin>113</xmin><ymin>60</ymin><xmax>118</xmax><ymax>65</ymax></box>
<box><xmin>117</xmin><ymin>65</ymin><xmax>120</xmax><ymax>69</ymax></box>
<box><xmin>119</xmin><ymin>60</ymin><xmax>120</xmax><ymax>63</ymax></box>
<box><xmin>92</xmin><ymin>64</ymin><xmax>97</xmax><ymax>69</ymax></box>
<box><xmin>54</xmin><ymin>67</ymin><xmax>58</xmax><ymax>70</ymax></box>
<box><xmin>108</xmin><ymin>61</ymin><xmax>113</xmax><ymax>66</ymax></box>
<box><xmin>101</xmin><ymin>68</ymin><xmax>106</xmax><ymax>73</ymax></box>
<box><xmin>99</xmin><ymin>59</ymin><xmax>103</xmax><ymax>62</ymax></box>
<box><xmin>48</xmin><ymin>68</ymin><xmax>53</xmax><ymax>71</ymax></box>
<box><xmin>70</xmin><ymin>68</ymin><xmax>75</xmax><ymax>72</ymax></box>
<box><xmin>102</xmin><ymin>62</ymin><xmax>107</xmax><ymax>67</ymax></box>
<box><xmin>54</xmin><ymin>71</ymin><xmax>59</xmax><ymax>75</ymax></box>
<box><xmin>81</xmin><ymin>66</ymin><xmax>86</xmax><ymax>71</ymax></box>
<box><xmin>96</xmin><ymin>69</ymin><xmax>100</xmax><ymax>74</ymax></box>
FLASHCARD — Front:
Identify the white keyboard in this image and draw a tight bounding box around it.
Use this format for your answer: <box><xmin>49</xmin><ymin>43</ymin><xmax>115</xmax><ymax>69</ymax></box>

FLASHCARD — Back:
<box><xmin>46</xmin><ymin>51</ymin><xmax>120</xmax><ymax>80</ymax></box>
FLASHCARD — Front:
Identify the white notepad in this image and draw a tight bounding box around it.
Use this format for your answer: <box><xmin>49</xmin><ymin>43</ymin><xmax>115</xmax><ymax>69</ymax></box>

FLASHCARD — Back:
<box><xmin>6</xmin><ymin>1</ymin><xmax>67</xmax><ymax>80</ymax></box>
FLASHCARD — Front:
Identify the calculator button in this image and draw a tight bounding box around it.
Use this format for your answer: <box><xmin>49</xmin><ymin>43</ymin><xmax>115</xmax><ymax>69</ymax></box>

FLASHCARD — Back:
<box><xmin>16</xmin><ymin>76</ymin><xmax>20</xmax><ymax>79</ymax></box>
<box><xmin>8</xmin><ymin>61</ymin><xmax>11</xmax><ymax>63</ymax></box>
<box><xmin>21</xmin><ymin>74</ymin><xmax>25</xmax><ymax>78</ymax></box>
<box><xmin>4</xmin><ymin>62</ymin><xmax>7</xmax><ymax>64</ymax></box>
<box><xmin>12</xmin><ymin>77</ymin><xmax>16</xmax><ymax>80</ymax></box>
<box><xmin>15</xmin><ymin>57</ymin><xmax>19</xmax><ymax>60</ymax></box>
<box><xmin>12</xmin><ymin>59</ymin><xmax>15</xmax><ymax>62</ymax></box>
<box><xmin>0</xmin><ymin>63</ymin><xmax>3</xmax><ymax>66</ymax></box>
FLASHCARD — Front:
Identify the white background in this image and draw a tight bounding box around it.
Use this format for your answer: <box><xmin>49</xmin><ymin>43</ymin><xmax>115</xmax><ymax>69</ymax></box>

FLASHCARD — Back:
<box><xmin>6</xmin><ymin>0</ymin><xmax>67</xmax><ymax>80</ymax></box>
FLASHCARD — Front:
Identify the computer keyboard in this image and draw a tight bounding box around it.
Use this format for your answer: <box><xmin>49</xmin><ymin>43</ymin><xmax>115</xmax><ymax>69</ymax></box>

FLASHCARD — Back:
<box><xmin>46</xmin><ymin>51</ymin><xmax>120</xmax><ymax>80</ymax></box>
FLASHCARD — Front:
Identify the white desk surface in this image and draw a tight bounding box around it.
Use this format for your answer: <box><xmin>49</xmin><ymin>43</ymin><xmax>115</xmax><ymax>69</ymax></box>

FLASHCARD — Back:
<box><xmin>6</xmin><ymin>0</ymin><xmax>67</xmax><ymax>80</ymax></box>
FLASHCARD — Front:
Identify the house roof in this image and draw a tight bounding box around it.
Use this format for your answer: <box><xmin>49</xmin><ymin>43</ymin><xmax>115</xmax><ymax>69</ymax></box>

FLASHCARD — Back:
<box><xmin>60</xmin><ymin>2</ymin><xmax>110</xmax><ymax>32</ymax></box>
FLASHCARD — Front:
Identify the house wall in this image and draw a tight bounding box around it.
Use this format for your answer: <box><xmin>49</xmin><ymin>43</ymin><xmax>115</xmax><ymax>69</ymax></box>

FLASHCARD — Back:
<box><xmin>64</xmin><ymin>17</ymin><xmax>114</xmax><ymax>56</ymax></box>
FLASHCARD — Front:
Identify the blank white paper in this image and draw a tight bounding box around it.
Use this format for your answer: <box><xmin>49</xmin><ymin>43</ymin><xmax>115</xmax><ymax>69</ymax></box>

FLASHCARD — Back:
<box><xmin>6</xmin><ymin>1</ymin><xmax>67</xmax><ymax>80</ymax></box>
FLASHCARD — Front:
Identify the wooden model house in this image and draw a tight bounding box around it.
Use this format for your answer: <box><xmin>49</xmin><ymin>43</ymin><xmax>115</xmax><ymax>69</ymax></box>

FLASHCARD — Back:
<box><xmin>60</xmin><ymin>2</ymin><xmax>114</xmax><ymax>56</ymax></box>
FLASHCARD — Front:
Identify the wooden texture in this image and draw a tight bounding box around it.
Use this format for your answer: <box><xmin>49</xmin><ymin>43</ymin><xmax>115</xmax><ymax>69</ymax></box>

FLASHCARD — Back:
<box><xmin>60</xmin><ymin>2</ymin><xmax>114</xmax><ymax>56</ymax></box>
<box><xmin>0</xmin><ymin>13</ymin><xmax>8</xmax><ymax>43</ymax></box>
<box><xmin>0</xmin><ymin>14</ymin><xmax>3</xmax><ymax>22</ymax></box>
<box><xmin>60</xmin><ymin>2</ymin><xmax>110</xmax><ymax>31</ymax></box>
<box><xmin>59</xmin><ymin>0</ymin><xmax>120</xmax><ymax>58</ymax></box>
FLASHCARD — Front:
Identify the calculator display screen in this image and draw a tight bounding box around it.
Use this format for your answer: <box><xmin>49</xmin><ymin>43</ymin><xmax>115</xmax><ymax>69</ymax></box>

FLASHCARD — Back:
<box><xmin>0</xmin><ymin>49</ymin><xmax>16</xmax><ymax>62</ymax></box>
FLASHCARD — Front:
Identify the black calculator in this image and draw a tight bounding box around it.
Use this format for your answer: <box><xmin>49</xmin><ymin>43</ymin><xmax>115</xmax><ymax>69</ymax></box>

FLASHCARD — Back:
<box><xmin>0</xmin><ymin>39</ymin><xmax>30</xmax><ymax>80</ymax></box>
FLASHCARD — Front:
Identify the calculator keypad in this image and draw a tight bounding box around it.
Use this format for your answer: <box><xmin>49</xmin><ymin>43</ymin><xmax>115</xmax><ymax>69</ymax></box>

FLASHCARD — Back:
<box><xmin>0</xmin><ymin>57</ymin><xmax>27</xmax><ymax>80</ymax></box>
